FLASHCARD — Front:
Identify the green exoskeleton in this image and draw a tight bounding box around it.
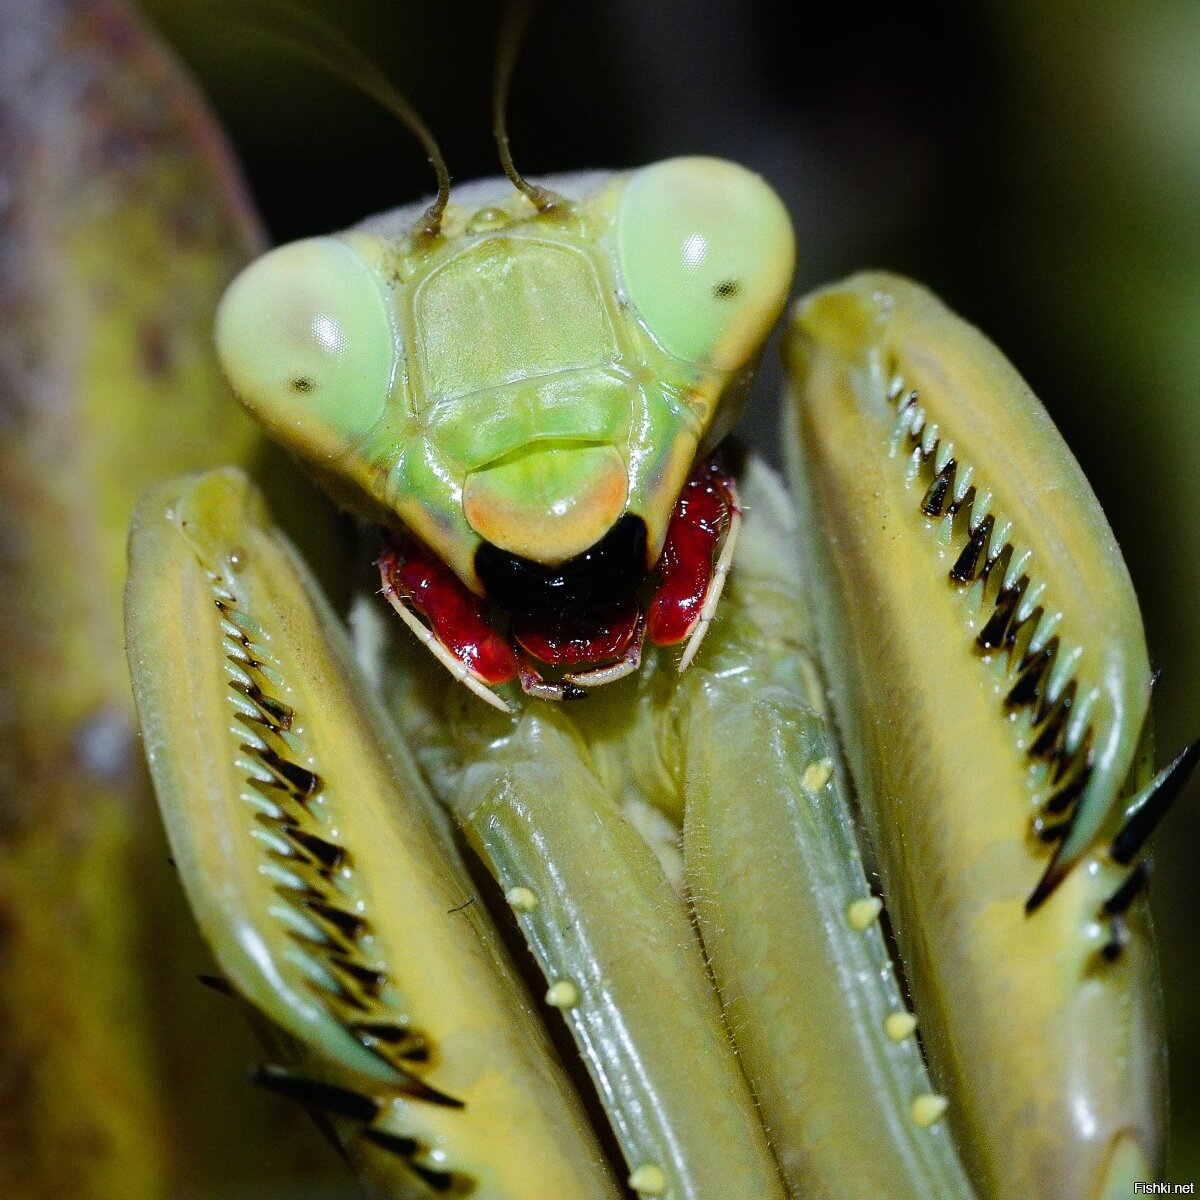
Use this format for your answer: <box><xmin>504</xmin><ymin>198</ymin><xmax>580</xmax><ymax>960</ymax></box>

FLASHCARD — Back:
<box><xmin>126</xmin><ymin>152</ymin><xmax>1192</xmax><ymax>1199</ymax></box>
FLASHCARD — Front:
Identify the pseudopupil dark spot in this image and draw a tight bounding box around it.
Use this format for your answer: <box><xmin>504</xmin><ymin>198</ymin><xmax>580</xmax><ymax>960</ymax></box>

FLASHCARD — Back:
<box><xmin>291</xmin><ymin>377</ymin><xmax>314</xmax><ymax>393</ymax></box>
<box><xmin>714</xmin><ymin>278</ymin><xmax>741</xmax><ymax>299</ymax></box>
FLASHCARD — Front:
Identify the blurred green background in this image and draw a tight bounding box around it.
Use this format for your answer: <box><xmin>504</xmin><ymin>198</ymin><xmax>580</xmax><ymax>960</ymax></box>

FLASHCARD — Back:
<box><xmin>133</xmin><ymin>0</ymin><xmax>1200</xmax><ymax>1182</ymax></box>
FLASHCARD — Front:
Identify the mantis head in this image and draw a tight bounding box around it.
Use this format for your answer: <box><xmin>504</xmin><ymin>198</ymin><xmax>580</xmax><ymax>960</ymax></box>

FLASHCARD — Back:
<box><xmin>215</xmin><ymin>157</ymin><xmax>794</xmax><ymax>607</ymax></box>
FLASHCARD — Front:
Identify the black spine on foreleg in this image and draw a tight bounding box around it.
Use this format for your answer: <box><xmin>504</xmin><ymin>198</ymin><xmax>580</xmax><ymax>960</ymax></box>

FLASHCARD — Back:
<box><xmin>252</xmin><ymin>1064</ymin><xmax>381</xmax><ymax>1120</ymax></box>
<box><xmin>1110</xmin><ymin>739</ymin><xmax>1200</xmax><ymax>866</ymax></box>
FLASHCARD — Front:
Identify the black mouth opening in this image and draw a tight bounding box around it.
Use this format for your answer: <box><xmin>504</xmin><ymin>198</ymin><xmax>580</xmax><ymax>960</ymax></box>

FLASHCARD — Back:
<box><xmin>475</xmin><ymin>514</ymin><xmax>649</xmax><ymax>616</ymax></box>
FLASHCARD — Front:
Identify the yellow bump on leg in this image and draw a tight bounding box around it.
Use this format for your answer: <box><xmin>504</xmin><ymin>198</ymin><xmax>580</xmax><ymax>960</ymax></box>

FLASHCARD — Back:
<box><xmin>847</xmin><ymin>895</ymin><xmax>883</xmax><ymax>930</ymax></box>
<box><xmin>505</xmin><ymin>885</ymin><xmax>538</xmax><ymax>912</ymax></box>
<box><xmin>628</xmin><ymin>1163</ymin><xmax>668</xmax><ymax>1195</ymax></box>
<box><xmin>802</xmin><ymin>757</ymin><xmax>833</xmax><ymax>791</ymax></box>
<box><xmin>545</xmin><ymin>980</ymin><xmax>580</xmax><ymax>1009</ymax></box>
<box><xmin>884</xmin><ymin>1011</ymin><xmax>918</xmax><ymax>1042</ymax></box>
<box><xmin>911</xmin><ymin>1093</ymin><xmax>949</xmax><ymax>1128</ymax></box>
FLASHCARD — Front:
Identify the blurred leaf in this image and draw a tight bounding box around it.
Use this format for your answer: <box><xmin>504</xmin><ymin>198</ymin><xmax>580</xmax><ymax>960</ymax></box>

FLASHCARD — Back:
<box><xmin>0</xmin><ymin>0</ymin><xmax>351</xmax><ymax>1194</ymax></box>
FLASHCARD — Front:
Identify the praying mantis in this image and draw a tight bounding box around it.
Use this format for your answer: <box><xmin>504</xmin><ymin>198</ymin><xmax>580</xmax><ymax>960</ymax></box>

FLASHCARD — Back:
<box><xmin>4</xmin><ymin>2</ymin><xmax>1199</xmax><ymax>1198</ymax></box>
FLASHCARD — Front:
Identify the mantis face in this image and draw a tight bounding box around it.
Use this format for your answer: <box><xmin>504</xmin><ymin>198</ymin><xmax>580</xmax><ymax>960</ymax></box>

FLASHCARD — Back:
<box><xmin>216</xmin><ymin>157</ymin><xmax>792</xmax><ymax>608</ymax></box>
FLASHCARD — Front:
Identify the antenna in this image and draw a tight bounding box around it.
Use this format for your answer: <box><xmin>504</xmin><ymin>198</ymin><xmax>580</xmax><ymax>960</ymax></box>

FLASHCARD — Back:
<box><xmin>227</xmin><ymin>0</ymin><xmax>451</xmax><ymax>237</ymax></box>
<box><xmin>492</xmin><ymin>0</ymin><xmax>561</xmax><ymax>213</ymax></box>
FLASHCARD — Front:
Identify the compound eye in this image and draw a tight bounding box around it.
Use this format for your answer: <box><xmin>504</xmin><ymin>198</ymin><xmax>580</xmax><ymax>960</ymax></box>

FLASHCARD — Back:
<box><xmin>617</xmin><ymin>157</ymin><xmax>795</xmax><ymax>370</ymax></box>
<box><xmin>215</xmin><ymin>237</ymin><xmax>394</xmax><ymax>461</ymax></box>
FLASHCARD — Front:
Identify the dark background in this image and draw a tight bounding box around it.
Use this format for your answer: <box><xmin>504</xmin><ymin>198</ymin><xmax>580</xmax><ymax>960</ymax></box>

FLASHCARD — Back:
<box><xmin>136</xmin><ymin>0</ymin><xmax>1200</xmax><ymax>1179</ymax></box>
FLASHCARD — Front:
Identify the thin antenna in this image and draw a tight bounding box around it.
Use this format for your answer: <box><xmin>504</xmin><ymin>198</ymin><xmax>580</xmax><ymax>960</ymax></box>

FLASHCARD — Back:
<box><xmin>229</xmin><ymin>1</ymin><xmax>451</xmax><ymax>237</ymax></box>
<box><xmin>492</xmin><ymin>0</ymin><xmax>558</xmax><ymax>212</ymax></box>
